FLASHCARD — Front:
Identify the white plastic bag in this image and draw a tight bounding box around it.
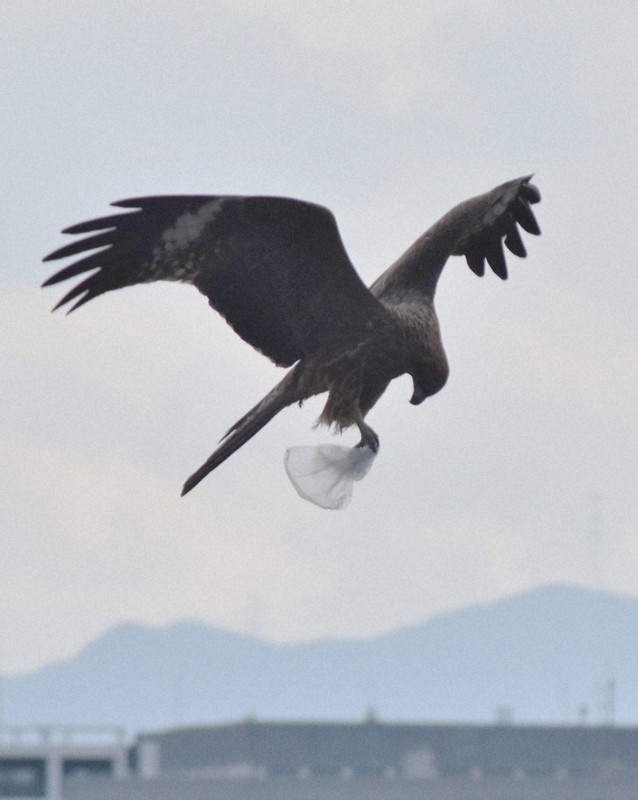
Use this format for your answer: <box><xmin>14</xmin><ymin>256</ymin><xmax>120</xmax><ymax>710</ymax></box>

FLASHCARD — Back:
<box><xmin>284</xmin><ymin>444</ymin><xmax>377</xmax><ymax>509</ymax></box>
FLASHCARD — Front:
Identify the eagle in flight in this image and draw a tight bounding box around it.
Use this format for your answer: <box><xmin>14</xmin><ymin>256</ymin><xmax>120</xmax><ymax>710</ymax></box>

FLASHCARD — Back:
<box><xmin>43</xmin><ymin>176</ymin><xmax>541</xmax><ymax>497</ymax></box>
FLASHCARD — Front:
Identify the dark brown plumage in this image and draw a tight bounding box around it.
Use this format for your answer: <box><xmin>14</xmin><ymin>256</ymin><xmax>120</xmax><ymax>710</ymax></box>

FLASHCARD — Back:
<box><xmin>43</xmin><ymin>176</ymin><xmax>541</xmax><ymax>495</ymax></box>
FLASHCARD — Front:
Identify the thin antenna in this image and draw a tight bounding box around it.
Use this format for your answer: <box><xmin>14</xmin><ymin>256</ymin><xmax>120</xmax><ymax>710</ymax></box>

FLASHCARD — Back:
<box><xmin>600</xmin><ymin>677</ymin><xmax>616</xmax><ymax>726</ymax></box>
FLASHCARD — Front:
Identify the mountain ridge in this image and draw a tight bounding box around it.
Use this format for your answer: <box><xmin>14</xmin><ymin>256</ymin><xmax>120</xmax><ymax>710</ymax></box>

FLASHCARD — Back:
<box><xmin>5</xmin><ymin>584</ymin><xmax>636</xmax><ymax>733</ymax></box>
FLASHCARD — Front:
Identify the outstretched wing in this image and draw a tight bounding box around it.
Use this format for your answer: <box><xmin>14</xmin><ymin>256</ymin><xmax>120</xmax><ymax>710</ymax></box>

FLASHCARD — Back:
<box><xmin>371</xmin><ymin>175</ymin><xmax>541</xmax><ymax>302</ymax></box>
<box><xmin>43</xmin><ymin>195</ymin><xmax>387</xmax><ymax>367</ymax></box>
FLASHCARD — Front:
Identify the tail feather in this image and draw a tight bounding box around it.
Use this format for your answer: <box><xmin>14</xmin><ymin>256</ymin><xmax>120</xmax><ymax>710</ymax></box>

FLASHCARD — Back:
<box><xmin>181</xmin><ymin>378</ymin><xmax>293</xmax><ymax>495</ymax></box>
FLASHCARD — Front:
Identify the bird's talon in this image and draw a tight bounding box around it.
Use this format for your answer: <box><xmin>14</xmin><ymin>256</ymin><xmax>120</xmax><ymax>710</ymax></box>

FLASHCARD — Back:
<box><xmin>356</xmin><ymin>421</ymin><xmax>380</xmax><ymax>452</ymax></box>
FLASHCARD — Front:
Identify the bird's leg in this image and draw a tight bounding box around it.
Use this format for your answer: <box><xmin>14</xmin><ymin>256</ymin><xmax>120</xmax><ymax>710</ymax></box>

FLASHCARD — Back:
<box><xmin>355</xmin><ymin>416</ymin><xmax>380</xmax><ymax>452</ymax></box>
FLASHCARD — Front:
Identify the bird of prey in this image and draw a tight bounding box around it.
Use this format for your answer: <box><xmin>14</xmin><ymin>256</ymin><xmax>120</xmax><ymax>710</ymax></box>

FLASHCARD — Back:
<box><xmin>43</xmin><ymin>176</ymin><xmax>541</xmax><ymax>497</ymax></box>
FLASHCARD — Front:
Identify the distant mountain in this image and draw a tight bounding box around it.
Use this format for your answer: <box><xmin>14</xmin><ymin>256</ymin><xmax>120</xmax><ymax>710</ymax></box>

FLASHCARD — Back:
<box><xmin>4</xmin><ymin>585</ymin><xmax>637</xmax><ymax>734</ymax></box>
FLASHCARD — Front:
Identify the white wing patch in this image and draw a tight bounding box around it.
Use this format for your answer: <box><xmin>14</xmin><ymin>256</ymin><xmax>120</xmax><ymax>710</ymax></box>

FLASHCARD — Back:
<box><xmin>480</xmin><ymin>183</ymin><xmax>518</xmax><ymax>230</ymax></box>
<box><xmin>160</xmin><ymin>198</ymin><xmax>226</xmax><ymax>253</ymax></box>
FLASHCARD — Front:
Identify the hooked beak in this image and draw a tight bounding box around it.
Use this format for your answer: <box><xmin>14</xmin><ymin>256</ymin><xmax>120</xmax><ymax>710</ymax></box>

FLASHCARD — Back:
<box><xmin>410</xmin><ymin>380</ymin><xmax>427</xmax><ymax>406</ymax></box>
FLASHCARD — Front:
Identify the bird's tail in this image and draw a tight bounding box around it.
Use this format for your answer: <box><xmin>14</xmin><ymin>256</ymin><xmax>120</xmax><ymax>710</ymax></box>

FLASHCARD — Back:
<box><xmin>181</xmin><ymin>375</ymin><xmax>296</xmax><ymax>496</ymax></box>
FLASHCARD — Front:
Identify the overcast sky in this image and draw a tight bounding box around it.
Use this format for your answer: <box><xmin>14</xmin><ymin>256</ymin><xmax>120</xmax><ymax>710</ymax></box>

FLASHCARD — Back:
<box><xmin>2</xmin><ymin>0</ymin><xmax>636</xmax><ymax>675</ymax></box>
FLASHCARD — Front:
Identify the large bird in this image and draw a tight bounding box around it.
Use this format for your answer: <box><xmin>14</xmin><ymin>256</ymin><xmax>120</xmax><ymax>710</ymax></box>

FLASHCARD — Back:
<box><xmin>43</xmin><ymin>176</ymin><xmax>541</xmax><ymax>497</ymax></box>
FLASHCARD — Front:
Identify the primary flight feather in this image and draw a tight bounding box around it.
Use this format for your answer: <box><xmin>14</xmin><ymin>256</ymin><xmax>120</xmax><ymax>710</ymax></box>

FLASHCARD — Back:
<box><xmin>43</xmin><ymin>176</ymin><xmax>541</xmax><ymax>496</ymax></box>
